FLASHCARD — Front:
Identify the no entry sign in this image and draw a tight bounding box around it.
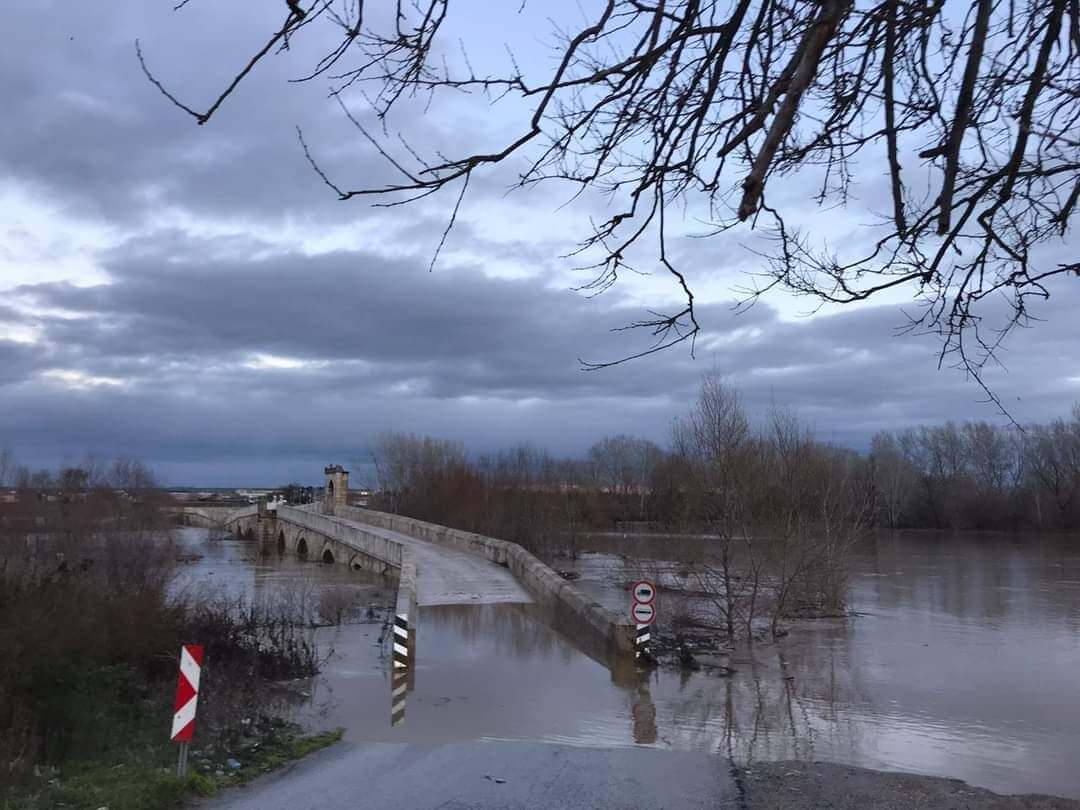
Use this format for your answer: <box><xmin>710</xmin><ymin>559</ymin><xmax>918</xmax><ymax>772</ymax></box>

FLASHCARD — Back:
<box><xmin>632</xmin><ymin>601</ymin><xmax>656</xmax><ymax>624</ymax></box>
<box><xmin>171</xmin><ymin>644</ymin><xmax>203</xmax><ymax>742</ymax></box>
<box><xmin>632</xmin><ymin>580</ymin><xmax>656</xmax><ymax>604</ymax></box>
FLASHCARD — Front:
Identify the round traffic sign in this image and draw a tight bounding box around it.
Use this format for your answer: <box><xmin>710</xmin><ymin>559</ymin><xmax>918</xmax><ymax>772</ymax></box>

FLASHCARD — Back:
<box><xmin>631</xmin><ymin>580</ymin><xmax>656</xmax><ymax>604</ymax></box>
<box><xmin>631</xmin><ymin>601</ymin><xmax>656</xmax><ymax>624</ymax></box>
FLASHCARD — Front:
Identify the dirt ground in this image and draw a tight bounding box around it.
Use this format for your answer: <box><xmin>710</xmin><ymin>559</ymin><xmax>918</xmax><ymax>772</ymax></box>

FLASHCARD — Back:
<box><xmin>740</xmin><ymin>762</ymin><xmax>1079</xmax><ymax>809</ymax></box>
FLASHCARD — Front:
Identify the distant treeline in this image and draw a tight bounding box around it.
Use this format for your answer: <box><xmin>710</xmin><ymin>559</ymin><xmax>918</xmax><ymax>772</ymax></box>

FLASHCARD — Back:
<box><xmin>868</xmin><ymin>409</ymin><xmax>1080</xmax><ymax>530</ymax></box>
<box><xmin>370</xmin><ymin>374</ymin><xmax>867</xmax><ymax>634</ymax></box>
<box><xmin>365</xmin><ymin>398</ymin><xmax>1080</xmax><ymax>541</ymax></box>
<box><xmin>0</xmin><ymin>455</ymin><xmax>168</xmax><ymax>535</ymax></box>
<box><xmin>0</xmin><ymin>451</ymin><xmax>160</xmax><ymax>493</ymax></box>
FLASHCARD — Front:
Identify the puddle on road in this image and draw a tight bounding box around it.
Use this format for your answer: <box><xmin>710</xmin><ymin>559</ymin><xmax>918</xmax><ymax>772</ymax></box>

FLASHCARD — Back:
<box><xmin>175</xmin><ymin>528</ymin><xmax>1080</xmax><ymax>800</ymax></box>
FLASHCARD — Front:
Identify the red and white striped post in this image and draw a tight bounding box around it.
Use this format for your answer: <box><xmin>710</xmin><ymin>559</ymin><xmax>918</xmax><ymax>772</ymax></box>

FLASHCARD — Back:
<box><xmin>170</xmin><ymin>644</ymin><xmax>204</xmax><ymax>777</ymax></box>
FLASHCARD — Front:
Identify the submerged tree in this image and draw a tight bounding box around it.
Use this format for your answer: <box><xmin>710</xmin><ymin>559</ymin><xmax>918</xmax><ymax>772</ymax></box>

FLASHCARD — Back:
<box><xmin>142</xmin><ymin>0</ymin><xmax>1078</xmax><ymax>401</ymax></box>
<box><xmin>673</xmin><ymin>373</ymin><xmax>871</xmax><ymax>638</ymax></box>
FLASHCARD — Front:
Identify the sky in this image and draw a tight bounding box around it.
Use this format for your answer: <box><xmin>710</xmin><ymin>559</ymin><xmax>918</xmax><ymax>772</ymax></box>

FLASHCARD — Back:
<box><xmin>1</xmin><ymin>0</ymin><xmax>1077</xmax><ymax>487</ymax></box>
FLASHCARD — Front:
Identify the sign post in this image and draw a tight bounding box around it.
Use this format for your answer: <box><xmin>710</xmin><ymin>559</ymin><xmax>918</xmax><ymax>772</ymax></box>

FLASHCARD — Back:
<box><xmin>391</xmin><ymin>666</ymin><xmax>407</xmax><ymax>727</ymax></box>
<box><xmin>170</xmin><ymin>644</ymin><xmax>204</xmax><ymax>778</ymax></box>
<box><xmin>630</xmin><ymin>580</ymin><xmax>656</xmax><ymax>661</ymax></box>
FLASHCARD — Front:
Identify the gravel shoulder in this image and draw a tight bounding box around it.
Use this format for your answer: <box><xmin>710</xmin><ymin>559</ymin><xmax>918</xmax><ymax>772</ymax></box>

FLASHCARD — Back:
<box><xmin>741</xmin><ymin>761</ymin><xmax>1080</xmax><ymax>809</ymax></box>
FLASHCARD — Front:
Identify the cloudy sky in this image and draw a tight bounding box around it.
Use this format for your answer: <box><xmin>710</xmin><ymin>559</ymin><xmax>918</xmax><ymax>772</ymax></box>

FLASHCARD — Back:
<box><xmin>1</xmin><ymin>0</ymin><xmax>1076</xmax><ymax>486</ymax></box>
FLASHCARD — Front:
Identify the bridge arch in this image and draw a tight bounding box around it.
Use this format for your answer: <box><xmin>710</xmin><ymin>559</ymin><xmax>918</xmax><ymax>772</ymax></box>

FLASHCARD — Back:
<box><xmin>321</xmin><ymin>547</ymin><xmax>335</xmax><ymax>564</ymax></box>
<box><xmin>277</xmin><ymin>530</ymin><xmax>286</xmax><ymax>554</ymax></box>
<box><xmin>244</xmin><ymin>526</ymin><xmax>255</xmax><ymax>541</ymax></box>
<box><xmin>296</xmin><ymin>536</ymin><xmax>309</xmax><ymax>557</ymax></box>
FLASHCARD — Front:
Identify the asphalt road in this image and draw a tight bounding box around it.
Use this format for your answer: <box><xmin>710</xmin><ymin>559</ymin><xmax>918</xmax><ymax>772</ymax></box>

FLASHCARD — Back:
<box><xmin>199</xmin><ymin>741</ymin><xmax>738</xmax><ymax>810</ymax></box>
<box><xmin>332</xmin><ymin>515</ymin><xmax>534</xmax><ymax>607</ymax></box>
<box><xmin>200</xmin><ymin>742</ymin><xmax>1080</xmax><ymax>810</ymax></box>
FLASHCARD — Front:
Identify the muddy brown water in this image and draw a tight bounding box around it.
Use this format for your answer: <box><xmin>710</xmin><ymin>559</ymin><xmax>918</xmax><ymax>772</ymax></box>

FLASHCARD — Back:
<box><xmin>175</xmin><ymin>527</ymin><xmax>1080</xmax><ymax>799</ymax></box>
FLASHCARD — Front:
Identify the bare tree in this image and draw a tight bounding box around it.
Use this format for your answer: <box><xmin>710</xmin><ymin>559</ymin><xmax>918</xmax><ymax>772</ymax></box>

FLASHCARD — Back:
<box><xmin>866</xmin><ymin>408</ymin><xmax>1080</xmax><ymax>530</ymax></box>
<box><xmin>757</xmin><ymin>408</ymin><xmax>870</xmax><ymax>635</ymax></box>
<box><xmin>588</xmin><ymin>435</ymin><xmax>664</xmax><ymax>519</ymax></box>
<box><xmin>1027</xmin><ymin>410</ymin><xmax>1080</xmax><ymax>528</ymax></box>
<box><xmin>367</xmin><ymin>431</ymin><xmax>466</xmax><ymax>514</ymax></box>
<box><xmin>108</xmin><ymin>457</ymin><xmax>159</xmax><ymax>491</ymax></box>
<box><xmin>673</xmin><ymin>376</ymin><xmax>869</xmax><ymax>639</ymax></box>
<box><xmin>674</xmin><ymin>373</ymin><xmax>759</xmax><ymax>638</ymax></box>
<box><xmin>0</xmin><ymin>449</ymin><xmax>14</xmax><ymax>488</ymax></box>
<box><xmin>869</xmin><ymin>431</ymin><xmax>918</xmax><ymax>528</ymax></box>
<box><xmin>964</xmin><ymin>421</ymin><xmax>1013</xmax><ymax>495</ymax></box>
<box><xmin>899</xmin><ymin>423</ymin><xmax>968</xmax><ymax>528</ymax></box>
<box><xmin>962</xmin><ymin>420</ymin><xmax>1019</xmax><ymax>525</ymax></box>
<box><xmin>143</xmin><ymin>0</ymin><xmax>1078</xmax><ymax>402</ymax></box>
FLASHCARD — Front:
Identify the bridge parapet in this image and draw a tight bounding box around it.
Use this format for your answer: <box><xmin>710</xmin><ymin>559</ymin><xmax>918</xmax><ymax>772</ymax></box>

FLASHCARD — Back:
<box><xmin>276</xmin><ymin>504</ymin><xmax>417</xmax><ymax>670</ymax></box>
<box><xmin>178</xmin><ymin>499</ymin><xmax>419</xmax><ymax>680</ymax></box>
<box><xmin>172</xmin><ymin>504</ymin><xmax>257</xmax><ymax>528</ymax></box>
<box><xmin>335</xmin><ymin>505</ymin><xmax>635</xmax><ymax>658</ymax></box>
<box><xmin>276</xmin><ymin>505</ymin><xmax>404</xmax><ymax>569</ymax></box>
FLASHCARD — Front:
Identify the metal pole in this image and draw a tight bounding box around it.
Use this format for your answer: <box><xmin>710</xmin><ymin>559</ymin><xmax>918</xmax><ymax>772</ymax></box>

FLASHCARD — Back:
<box><xmin>177</xmin><ymin>741</ymin><xmax>189</xmax><ymax>778</ymax></box>
<box><xmin>635</xmin><ymin>622</ymin><xmax>651</xmax><ymax>660</ymax></box>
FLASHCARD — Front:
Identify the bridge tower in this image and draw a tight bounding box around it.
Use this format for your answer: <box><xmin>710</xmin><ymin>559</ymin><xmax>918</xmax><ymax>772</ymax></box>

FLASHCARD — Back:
<box><xmin>323</xmin><ymin>464</ymin><xmax>349</xmax><ymax>515</ymax></box>
<box><xmin>255</xmin><ymin>495</ymin><xmax>278</xmax><ymax>547</ymax></box>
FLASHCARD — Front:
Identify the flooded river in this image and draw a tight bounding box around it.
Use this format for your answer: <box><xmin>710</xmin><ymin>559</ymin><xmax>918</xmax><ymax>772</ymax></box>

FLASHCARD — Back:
<box><xmin>176</xmin><ymin>528</ymin><xmax>1080</xmax><ymax>799</ymax></box>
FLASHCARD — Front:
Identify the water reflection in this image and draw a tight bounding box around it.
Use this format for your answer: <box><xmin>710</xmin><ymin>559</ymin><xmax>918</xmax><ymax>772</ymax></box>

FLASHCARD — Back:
<box><xmin>176</xmin><ymin>528</ymin><xmax>1080</xmax><ymax>799</ymax></box>
<box><xmin>630</xmin><ymin>681</ymin><xmax>657</xmax><ymax>744</ymax></box>
<box><xmin>173</xmin><ymin>527</ymin><xmax>392</xmax><ymax>602</ymax></box>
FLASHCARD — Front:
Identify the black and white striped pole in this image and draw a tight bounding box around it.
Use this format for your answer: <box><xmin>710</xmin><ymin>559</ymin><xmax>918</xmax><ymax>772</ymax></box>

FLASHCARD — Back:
<box><xmin>635</xmin><ymin>622</ymin><xmax>651</xmax><ymax>657</ymax></box>
<box><xmin>631</xmin><ymin>580</ymin><xmax>656</xmax><ymax>661</ymax></box>
<box><xmin>390</xmin><ymin>665</ymin><xmax>408</xmax><ymax>726</ymax></box>
<box><xmin>393</xmin><ymin>611</ymin><xmax>409</xmax><ymax>670</ymax></box>
<box><xmin>390</xmin><ymin>550</ymin><xmax>417</xmax><ymax>726</ymax></box>
<box><xmin>391</xmin><ymin>609</ymin><xmax>410</xmax><ymax>726</ymax></box>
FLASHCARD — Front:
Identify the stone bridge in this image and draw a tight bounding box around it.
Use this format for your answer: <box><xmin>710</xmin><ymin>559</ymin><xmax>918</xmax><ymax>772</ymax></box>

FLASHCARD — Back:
<box><xmin>176</xmin><ymin>465</ymin><xmax>635</xmax><ymax>666</ymax></box>
<box><xmin>172</xmin><ymin>504</ymin><xmax>256</xmax><ymax>530</ymax></box>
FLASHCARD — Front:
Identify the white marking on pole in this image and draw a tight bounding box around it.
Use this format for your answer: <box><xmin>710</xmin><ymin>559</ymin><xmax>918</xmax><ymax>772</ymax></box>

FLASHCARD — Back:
<box><xmin>170</xmin><ymin>644</ymin><xmax>204</xmax><ymax>745</ymax></box>
<box><xmin>170</xmin><ymin>698</ymin><xmax>197</xmax><ymax>739</ymax></box>
<box><xmin>179</xmin><ymin>647</ymin><xmax>201</xmax><ymax>691</ymax></box>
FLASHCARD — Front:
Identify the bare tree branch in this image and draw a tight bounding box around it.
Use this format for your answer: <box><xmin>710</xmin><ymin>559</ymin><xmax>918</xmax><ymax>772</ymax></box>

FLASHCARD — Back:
<box><xmin>141</xmin><ymin>0</ymin><xmax>1080</xmax><ymax>399</ymax></box>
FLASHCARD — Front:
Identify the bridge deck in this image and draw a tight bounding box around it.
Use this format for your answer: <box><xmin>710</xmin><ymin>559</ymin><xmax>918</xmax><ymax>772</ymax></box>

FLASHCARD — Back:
<box><xmin>326</xmin><ymin>513</ymin><xmax>533</xmax><ymax>607</ymax></box>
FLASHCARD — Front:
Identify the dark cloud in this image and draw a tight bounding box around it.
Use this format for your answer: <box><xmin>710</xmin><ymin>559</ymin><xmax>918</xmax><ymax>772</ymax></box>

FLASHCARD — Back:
<box><xmin>14</xmin><ymin>232</ymin><xmax>644</xmax><ymax>398</ymax></box>
<box><xmin>2</xmin><ymin>229</ymin><xmax>1076</xmax><ymax>484</ymax></box>
<box><xmin>0</xmin><ymin>0</ymin><xmax>1076</xmax><ymax>485</ymax></box>
<box><xmin>1</xmin><ymin>1</ymin><xmax>393</xmax><ymax>227</ymax></box>
<box><xmin>0</xmin><ymin>340</ymin><xmax>44</xmax><ymax>387</ymax></box>
<box><xmin>0</xmin><ymin>0</ymin><xmax>550</xmax><ymax>234</ymax></box>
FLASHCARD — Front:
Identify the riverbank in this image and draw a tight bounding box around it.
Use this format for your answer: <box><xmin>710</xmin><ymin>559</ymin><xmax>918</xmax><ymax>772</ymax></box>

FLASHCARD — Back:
<box><xmin>1</xmin><ymin>726</ymin><xmax>342</xmax><ymax>810</ymax></box>
<box><xmin>1</xmin><ymin>730</ymin><xmax>341</xmax><ymax>810</ymax></box>
<box><xmin>741</xmin><ymin>761</ymin><xmax>1079</xmax><ymax>809</ymax></box>
<box><xmin>0</xmin><ymin>502</ymin><xmax>389</xmax><ymax>809</ymax></box>
<box><xmin>0</xmin><ymin>663</ymin><xmax>343</xmax><ymax>810</ymax></box>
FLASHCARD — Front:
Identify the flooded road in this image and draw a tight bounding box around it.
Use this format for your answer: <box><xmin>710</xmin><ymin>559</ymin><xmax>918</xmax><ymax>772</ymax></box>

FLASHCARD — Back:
<box><xmin>176</xmin><ymin>528</ymin><xmax>1080</xmax><ymax>799</ymax></box>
